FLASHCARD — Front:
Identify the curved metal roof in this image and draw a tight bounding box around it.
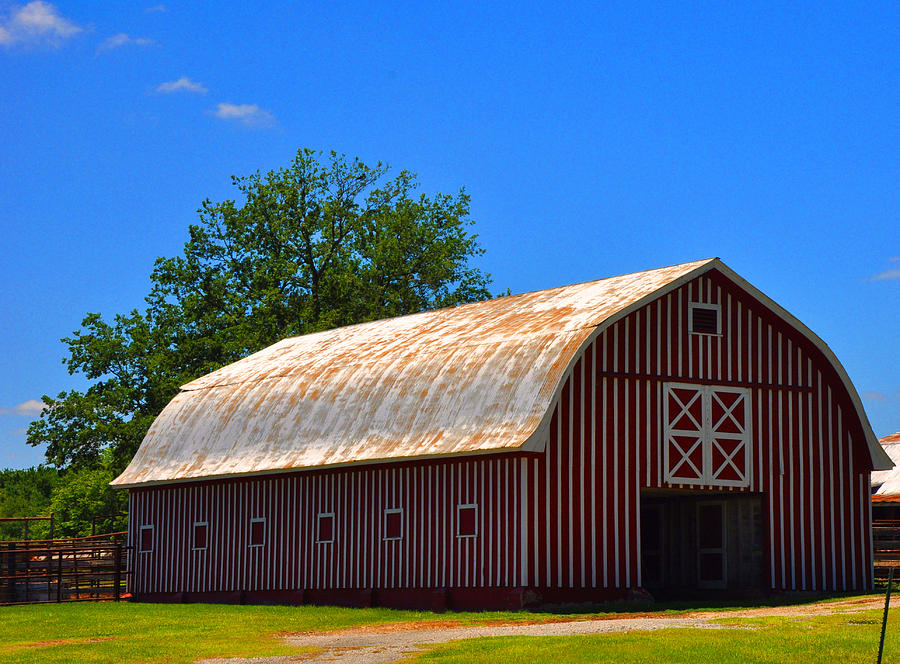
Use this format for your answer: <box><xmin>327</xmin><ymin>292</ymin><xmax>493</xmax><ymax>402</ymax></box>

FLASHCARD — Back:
<box><xmin>112</xmin><ymin>258</ymin><xmax>888</xmax><ymax>487</ymax></box>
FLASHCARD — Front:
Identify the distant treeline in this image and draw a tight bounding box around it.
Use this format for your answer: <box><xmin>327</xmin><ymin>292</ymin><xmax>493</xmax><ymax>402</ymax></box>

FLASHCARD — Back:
<box><xmin>0</xmin><ymin>462</ymin><xmax>127</xmax><ymax>540</ymax></box>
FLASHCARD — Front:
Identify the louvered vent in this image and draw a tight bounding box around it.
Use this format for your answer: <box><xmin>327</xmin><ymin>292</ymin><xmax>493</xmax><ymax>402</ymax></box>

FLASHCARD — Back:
<box><xmin>690</xmin><ymin>305</ymin><xmax>720</xmax><ymax>334</ymax></box>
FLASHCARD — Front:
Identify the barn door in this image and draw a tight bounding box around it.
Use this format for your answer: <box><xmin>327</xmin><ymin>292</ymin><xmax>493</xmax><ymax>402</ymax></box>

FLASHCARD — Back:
<box><xmin>664</xmin><ymin>385</ymin><xmax>706</xmax><ymax>484</ymax></box>
<box><xmin>664</xmin><ymin>384</ymin><xmax>751</xmax><ymax>488</ymax></box>
<box><xmin>708</xmin><ymin>388</ymin><xmax>750</xmax><ymax>486</ymax></box>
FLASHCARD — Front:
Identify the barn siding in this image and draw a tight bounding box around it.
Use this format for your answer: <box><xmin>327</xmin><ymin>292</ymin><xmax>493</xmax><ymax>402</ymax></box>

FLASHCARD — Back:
<box><xmin>128</xmin><ymin>457</ymin><xmax>527</xmax><ymax>595</ymax></box>
<box><xmin>128</xmin><ymin>269</ymin><xmax>873</xmax><ymax>598</ymax></box>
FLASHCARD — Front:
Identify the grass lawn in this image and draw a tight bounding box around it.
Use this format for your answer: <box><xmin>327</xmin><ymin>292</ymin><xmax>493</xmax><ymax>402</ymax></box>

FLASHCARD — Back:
<box><xmin>414</xmin><ymin>608</ymin><xmax>900</xmax><ymax>664</ymax></box>
<box><xmin>0</xmin><ymin>595</ymin><xmax>894</xmax><ymax>664</ymax></box>
<box><xmin>0</xmin><ymin>602</ymin><xmax>433</xmax><ymax>664</ymax></box>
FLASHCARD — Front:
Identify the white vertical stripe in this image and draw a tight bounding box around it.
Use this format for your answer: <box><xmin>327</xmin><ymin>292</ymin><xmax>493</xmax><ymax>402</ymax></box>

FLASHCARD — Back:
<box><xmin>768</xmin><ymin>390</ymin><xmax>775</xmax><ymax>588</ymax></box>
<box><xmin>789</xmin><ymin>394</ymin><xmax>796</xmax><ymax>589</ymax></box>
<box><xmin>568</xmin><ymin>373</ymin><xmax>574</xmax><ymax>587</ymax></box>
<box><xmin>645</xmin><ymin>380</ymin><xmax>651</xmax><ymax>488</ymax></box>
<box><xmin>579</xmin><ymin>361</ymin><xmax>586</xmax><ymax>588</ymax></box>
<box><xmin>798</xmin><ymin>394</ymin><xmax>808</xmax><ymax>588</ymax></box>
<box><xmin>555</xmin><ymin>395</ymin><xmax>563</xmax><ymax>587</ymax></box>
<box><xmin>635</xmin><ymin>382</ymin><xmax>642</xmax><ymax>588</ymax></box>
<box><xmin>677</xmin><ymin>290</ymin><xmax>683</xmax><ymax>376</ymax></box>
<box><xmin>806</xmin><ymin>389</ymin><xmax>815</xmax><ymax>589</ymax></box>
<box><xmin>624</xmin><ymin>378</ymin><xmax>630</xmax><ymax>587</ymax></box>
<box><xmin>545</xmin><ymin>410</ymin><xmax>552</xmax><ymax>586</ymax></box>
<box><xmin>603</xmin><ymin>378</ymin><xmax>608</xmax><ymax>587</ymax></box>
<box><xmin>521</xmin><ymin>457</ymin><xmax>528</xmax><ymax>586</ymax></box>
<box><xmin>633</xmin><ymin>312</ymin><xmax>639</xmax><ymax>372</ymax></box>
<box><xmin>837</xmin><ymin>406</ymin><xmax>845</xmax><ymax>589</ymax></box>
<box><xmin>848</xmin><ymin>432</ymin><xmax>856</xmax><ymax>589</ymax></box>
<box><xmin>645</xmin><ymin>300</ymin><xmax>651</xmax><ymax>375</ymax></box>
<box><xmin>591</xmin><ymin>341</ymin><xmax>597</xmax><ymax>588</ymax></box>
<box><xmin>613</xmin><ymin>377</ymin><xmax>620</xmax><ymax>587</ymax></box>
<box><xmin>736</xmin><ymin>301</ymin><xmax>742</xmax><ymax>382</ymax></box>
<box><xmin>480</xmin><ymin>461</ymin><xmax>486</xmax><ymax>587</ymax></box>
<box><xmin>533</xmin><ymin>457</ymin><xmax>539</xmax><ymax>588</ymax></box>
<box><xmin>504</xmin><ymin>459</ymin><xmax>511</xmax><ymax>587</ymax></box>
<box><xmin>686</xmin><ymin>284</ymin><xmax>692</xmax><ymax>378</ymax></box>
<box><xmin>817</xmin><ymin>373</ymin><xmax>826</xmax><ymax>588</ymax></box>
<box><xmin>715</xmin><ymin>285</ymin><xmax>721</xmax><ymax>381</ymax></box>
<box><xmin>656</xmin><ymin>300</ymin><xmax>662</xmax><ymax>375</ymax></box>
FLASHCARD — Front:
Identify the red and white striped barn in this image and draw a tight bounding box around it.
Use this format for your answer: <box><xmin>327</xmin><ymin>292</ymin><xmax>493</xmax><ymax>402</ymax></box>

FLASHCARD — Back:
<box><xmin>112</xmin><ymin>258</ymin><xmax>892</xmax><ymax>608</ymax></box>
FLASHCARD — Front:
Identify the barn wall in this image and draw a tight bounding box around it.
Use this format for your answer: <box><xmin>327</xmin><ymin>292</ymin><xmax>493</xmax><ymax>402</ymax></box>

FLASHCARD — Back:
<box><xmin>527</xmin><ymin>268</ymin><xmax>872</xmax><ymax>592</ymax></box>
<box><xmin>128</xmin><ymin>456</ymin><xmax>528</xmax><ymax>597</ymax></box>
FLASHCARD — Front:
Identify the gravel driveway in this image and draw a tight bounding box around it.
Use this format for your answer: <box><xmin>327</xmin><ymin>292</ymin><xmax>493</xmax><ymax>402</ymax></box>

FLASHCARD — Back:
<box><xmin>200</xmin><ymin>615</ymin><xmax>729</xmax><ymax>664</ymax></box>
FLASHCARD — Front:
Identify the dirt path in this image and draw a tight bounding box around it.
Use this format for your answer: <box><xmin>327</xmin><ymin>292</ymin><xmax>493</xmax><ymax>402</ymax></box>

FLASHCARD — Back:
<box><xmin>198</xmin><ymin>596</ymin><xmax>885</xmax><ymax>664</ymax></box>
<box><xmin>691</xmin><ymin>595</ymin><xmax>884</xmax><ymax>619</ymax></box>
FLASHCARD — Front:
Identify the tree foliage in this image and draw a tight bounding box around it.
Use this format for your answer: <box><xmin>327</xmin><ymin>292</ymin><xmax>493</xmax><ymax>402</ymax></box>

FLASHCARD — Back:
<box><xmin>50</xmin><ymin>458</ymin><xmax>128</xmax><ymax>537</ymax></box>
<box><xmin>27</xmin><ymin>149</ymin><xmax>493</xmax><ymax>474</ymax></box>
<box><xmin>0</xmin><ymin>466</ymin><xmax>58</xmax><ymax>539</ymax></box>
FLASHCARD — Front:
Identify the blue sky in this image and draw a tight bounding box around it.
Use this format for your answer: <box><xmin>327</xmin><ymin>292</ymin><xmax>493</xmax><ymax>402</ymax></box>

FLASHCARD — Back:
<box><xmin>1</xmin><ymin>1</ymin><xmax>897</xmax><ymax>469</ymax></box>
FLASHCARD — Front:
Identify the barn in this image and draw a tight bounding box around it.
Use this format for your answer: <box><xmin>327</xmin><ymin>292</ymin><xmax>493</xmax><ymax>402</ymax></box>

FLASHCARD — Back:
<box><xmin>111</xmin><ymin>258</ymin><xmax>892</xmax><ymax>608</ymax></box>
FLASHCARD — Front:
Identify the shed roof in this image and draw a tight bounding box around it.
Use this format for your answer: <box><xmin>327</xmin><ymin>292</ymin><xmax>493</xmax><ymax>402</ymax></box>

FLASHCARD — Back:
<box><xmin>873</xmin><ymin>432</ymin><xmax>900</xmax><ymax>502</ymax></box>
<box><xmin>112</xmin><ymin>258</ymin><xmax>889</xmax><ymax>488</ymax></box>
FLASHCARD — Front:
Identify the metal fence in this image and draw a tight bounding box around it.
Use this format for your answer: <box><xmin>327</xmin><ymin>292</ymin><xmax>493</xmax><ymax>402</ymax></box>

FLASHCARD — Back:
<box><xmin>874</xmin><ymin>518</ymin><xmax>900</xmax><ymax>584</ymax></box>
<box><xmin>0</xmin><ymin>533</ymin><xmax>129</xmax><ymax>605</ymax></box>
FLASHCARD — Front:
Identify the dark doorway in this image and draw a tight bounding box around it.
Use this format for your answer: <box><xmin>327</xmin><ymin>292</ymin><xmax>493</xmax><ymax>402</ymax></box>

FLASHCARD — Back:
<box><xmin>640</xmin><ymin>490</ymin><xmax>763</xmax><ymax>597</ymax></box>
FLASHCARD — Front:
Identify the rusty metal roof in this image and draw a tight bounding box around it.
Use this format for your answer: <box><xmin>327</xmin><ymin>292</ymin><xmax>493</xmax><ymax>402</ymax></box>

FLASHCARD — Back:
<box><xmin>112</xmin><ymin>257</ymin><xmax>888</xmax><ymax>487</ymax></box>
<box><xmin>113</xmin><ymin>259</ymin><xmax>716</xmax><ymax>487</ymax></box>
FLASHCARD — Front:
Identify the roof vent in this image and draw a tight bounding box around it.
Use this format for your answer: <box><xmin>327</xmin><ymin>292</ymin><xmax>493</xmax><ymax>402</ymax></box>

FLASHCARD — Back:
<box><xmin>689</xmin><ymin>303</ymin><xmax>720</xmax><ymax>335</ymax></box>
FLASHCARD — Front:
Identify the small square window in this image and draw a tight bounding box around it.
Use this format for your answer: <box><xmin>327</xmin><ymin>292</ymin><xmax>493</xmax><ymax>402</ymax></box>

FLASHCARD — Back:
<box><xmin>457</xmin><ymin>504</ymin><xmax>478</xmax><ymax>538</ymax></box>
<box><xmin>193</xmin><ymin>521</ymin><xmax>208</xmax><ymax>551</ymax></box>
<box><xmin>384</xmin><ymin>508</ymin><xmax>403</xmax><ymax>541</ymax></box>
<box><xmin>317</xmin><ymin>512</ymin><xmax>334</xmax><ymax>543</ymax></box>
<box><xmin>249</xmin><ymin>517</ymin><xmax>265</xmax><ymax>547</ymax></box>
<box><xmin>140</xmin><ymin>525</ymin><xmax>154</xmax><ymax>553</ymax></box>
<box><xmin>689</xmin><ymin>302</ymin><xmax>721</xmax><ymax>335</ymax></box>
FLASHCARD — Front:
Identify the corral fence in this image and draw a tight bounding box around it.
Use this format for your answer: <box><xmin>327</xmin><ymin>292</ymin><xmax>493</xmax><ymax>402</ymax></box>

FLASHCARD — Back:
<box><xmin>0</xmin><ymin>532</ymin><xmax>129</xmax><ymax>605</ymax></box>
<box><xmin>874</xmin><ymin>517</ymin><xmax>900</xmax><ymax>584</ymax></box>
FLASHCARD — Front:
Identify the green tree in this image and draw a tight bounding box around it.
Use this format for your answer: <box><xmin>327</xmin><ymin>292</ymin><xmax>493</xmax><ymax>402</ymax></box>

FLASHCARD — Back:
<box><xmin>28</xmin><ymin>149</ymin><xmax>493</xmax><ymax>475</ymax></box>
<box><xmin>0</xmin><ymin>466</ymin><xmax>58</xmax><ymax>539</ymax></box>
<box><xmin>49</xmin><ymin>455</ymin><xmax>128</xmax><ymax>537</ymax></box>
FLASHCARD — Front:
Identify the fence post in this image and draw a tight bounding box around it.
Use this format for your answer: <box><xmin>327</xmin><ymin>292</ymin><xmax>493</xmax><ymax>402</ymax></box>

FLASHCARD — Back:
<box><xmin>878</xmin><ymin>566</ymin><xmax>894</xmax><ymax>664</ymax></box>
<box><xmin>114</xmin><ymin>543</ymin><xmax>122</xmax><ymax>601</ymax></box>
<box><xmin>56</xmin><ymin>549</ymin><xmax>62</xmax><ymax>603</ymax></box>
<box><xmin>6</xmin><ymin>543</ymin><xmax>16</xmax><ymax>603</ymax></box>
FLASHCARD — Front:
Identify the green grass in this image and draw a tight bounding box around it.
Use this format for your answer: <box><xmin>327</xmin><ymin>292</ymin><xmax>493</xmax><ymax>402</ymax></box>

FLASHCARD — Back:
<box><xmin>411</xmin><ymin>608</ymin><xmax>900</xmax><ymax>663</ymax></box>
<box><xmin>0</xmin><ymin>595</ymin><xmax>892</xmax><ymax>664</ymax></box>
<box><xmin>0</xmin><ymin>602</ymin><xmax>427</xmax><ymax>664</ymax></box>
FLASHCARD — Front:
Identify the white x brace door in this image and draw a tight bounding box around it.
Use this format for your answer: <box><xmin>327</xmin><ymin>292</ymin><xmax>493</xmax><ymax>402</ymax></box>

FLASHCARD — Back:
<box><xmin>663</xmin><ymin>383</ymin><xmax>751</xmax><ymax>488</ymax></box>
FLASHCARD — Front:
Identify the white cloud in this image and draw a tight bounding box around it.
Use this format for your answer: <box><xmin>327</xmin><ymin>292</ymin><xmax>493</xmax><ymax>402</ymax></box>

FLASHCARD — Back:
<box><xmin>210</xmin><ymin>102</ymin><xmax>276</xmax><ymax>128</ymax></box>
<box><xmin>156</xmin><ymin>77</ymin><xmax>207</xmax><ymax>94</ymax></box>
<box><xmin>146</xmin><ymin>4</ymin><xmax>167</xmax><ymax>12</ymax></box>
<box><xmin>863</xmin><ymin>391</ymin><xmax>889</xmax><ymax>402</ymax></box>
<box><xmin>97</xmin><ymin>32</ymin><xmax>154</xmax><ymax>53</ymax></box>
<box><xmin>13</xmin><ymin>399</ymin><xmax>47</xmax><ymax>415</ymax></box>
<box><xmin>0</xmin><ymin>1</ymin><xmax>83</xmax><ymax>47</ymax></box>
<box><xmin>868</xmin><ymin>256</ymin><xmax>900</xmax><ymax>282</ymax></box>
<box><xmin>0</xmin><ymin>399</ymin><xmax>47</xmax><ymax>416</ymax></box>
